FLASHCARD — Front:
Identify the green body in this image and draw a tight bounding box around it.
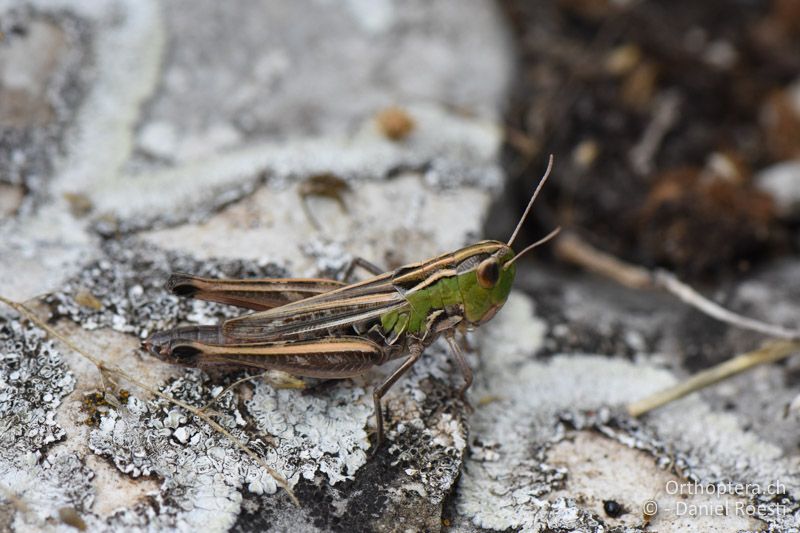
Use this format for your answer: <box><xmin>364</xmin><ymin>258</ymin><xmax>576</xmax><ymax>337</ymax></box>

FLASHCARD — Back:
<box><xmin>381</xmin><ymin>250</ymin><xmax>516</xmax><ymax>339</ymax></box>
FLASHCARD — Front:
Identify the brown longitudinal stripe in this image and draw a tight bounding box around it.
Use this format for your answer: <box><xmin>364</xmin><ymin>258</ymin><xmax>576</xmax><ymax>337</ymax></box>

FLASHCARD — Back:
<box><xmin>391</xmin><ymin>241</ymin><xmax>506</xmax><ymax>289</ymax></box>
<box><xmin>174</xmin><ymin>337</ymin><xmax>386</xmax><ymax>377</ymax></box>
<box><xmin>247</xmin><ymin>272</ymin><xmax>396</xmax><ymax>311</ymax></box>
<box><xmin>405</xmin><ymin>269</ymin><xmax>458</xmax><ymax>293</ymax></box>
<box><xmin>275</xmin><ymin>292</ymin><xmax>403</xmax><ymax>314</ymax></box>
<box><xmin>185</xmin><ymin>337</ymin><xmax>382</xmax><ymax>355</ymax></box>
<box><xmin>392</xmin><ymin>257</ymin><xmax>452</xmax><ymax>287</ymax></box>
<box><xmin>229</xmin><ymin>292</ymin><xmax>404</xmax><ymax>322</ymax></box>
<box><xmin>452</xmin><ymin>241</ymin><xmax>505</xmax><ymax>263</ymax></box>
<box><xmin>167</xmin><ymin>273</ymin><xmax>345</xmax><ymax>310</ymax></box>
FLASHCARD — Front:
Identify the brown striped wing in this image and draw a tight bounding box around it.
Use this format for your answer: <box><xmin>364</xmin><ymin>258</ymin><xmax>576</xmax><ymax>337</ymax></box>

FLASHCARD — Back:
<box><xmin>216</xmin><ymin>241</ymin><xmax>507</xmax><ymax>342</ymax></box>
<box><xmin>168</xmin><ymin>336</ymin><xmax>387</xmax><ymax>378</ymax></box>
<box><xmin>166</xmin><ymin>273</ymin><xmax>345</xmax><ymax>310</ymax></box>
<box><xmin>220</xmin><ymin>272</ymin><xmax>406</xmax><ymax>341</ymax></box>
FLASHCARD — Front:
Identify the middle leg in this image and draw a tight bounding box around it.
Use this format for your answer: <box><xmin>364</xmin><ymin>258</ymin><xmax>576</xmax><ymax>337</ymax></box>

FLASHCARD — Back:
<box><xmin>445</xmin><ymin>333</ymin><xmax>473</xmax><ymax>411</ymax></box>
<box><xmin>343</xmin><ymin>257</ymin><xmax>385</xmax><ymax>282</ymax></box>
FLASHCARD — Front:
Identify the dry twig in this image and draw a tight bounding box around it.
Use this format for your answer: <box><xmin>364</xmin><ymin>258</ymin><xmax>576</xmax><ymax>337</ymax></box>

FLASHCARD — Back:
<box><xmin>627</xmin><ymin>340</ymin><xmax>800</xmax><ymax>417</ymax></box>
<box><xmin>555</xmin><ymin>232</ymin><xmax>800</xmax><ymax>340</ymax></box>
<box><xmin>554</xmin><ymin>231</ymin><xmax>800</xmax><ymax>417</ymax></box>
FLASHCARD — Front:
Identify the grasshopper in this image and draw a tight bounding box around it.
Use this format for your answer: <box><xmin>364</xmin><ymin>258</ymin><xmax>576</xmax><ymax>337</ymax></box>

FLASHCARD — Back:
<box><xmin>143</xmin><ymin>158</ymin><xmax>559</xmax><ymax>449</ymax></box>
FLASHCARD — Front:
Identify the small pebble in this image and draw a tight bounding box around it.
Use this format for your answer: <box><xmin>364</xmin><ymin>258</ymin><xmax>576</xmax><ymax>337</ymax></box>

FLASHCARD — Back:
<box><xmin>755</xmin><ymin>160</ymin><xmax>800</xmax><ymax>219</ymax></box>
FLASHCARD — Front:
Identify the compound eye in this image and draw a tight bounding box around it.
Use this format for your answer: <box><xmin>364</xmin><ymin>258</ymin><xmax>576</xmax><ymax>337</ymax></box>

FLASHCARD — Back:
<box><xmin>476</xmin><ymin>258</ymin><xmax>500</xmax><ymax>289</ymax></box>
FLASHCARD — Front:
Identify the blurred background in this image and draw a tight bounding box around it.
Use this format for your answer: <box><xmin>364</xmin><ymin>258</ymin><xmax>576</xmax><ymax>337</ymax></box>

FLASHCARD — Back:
<box><xmin>494</xmin><ymin>0</ymin><xmax>800</xmax><ymax>281</ymax></box>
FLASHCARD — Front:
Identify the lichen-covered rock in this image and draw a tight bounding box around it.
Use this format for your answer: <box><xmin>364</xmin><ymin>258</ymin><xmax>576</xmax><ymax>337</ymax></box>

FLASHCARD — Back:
<box><xmin>6</xmin><ymin>0</ymin><xmax>799</xmax><ymax>532</ymax></box>
<box><xmin>0</xmin><ymin>322</ymin><xmax>75</xmax><ymax>453</ymax></box>
<box><xmin>477</xmin><ymin>277</ymin><xmax>800</xmax><ymax>532</ymax></box>
<box><xmin>246</xmin><ymin>382</ymin><xmax>371</xmax><ymax>486</ymax></box>
<box><xmin>0</xmin><ymin>321</ymin><xmax>95</xmax><ymax>531</ymax></box>
<box><xmin>0</xmin><ymin>0</ymin><xmax>512</xmax><ymax>530</ymax></box>
<box><xmin>45</xmin><ymin>238</ymin><xmax>290</xmax><ymax>339</ymax></box>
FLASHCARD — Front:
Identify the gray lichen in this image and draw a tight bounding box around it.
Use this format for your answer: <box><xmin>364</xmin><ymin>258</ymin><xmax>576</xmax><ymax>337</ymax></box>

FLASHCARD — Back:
<box><xmin>89</xmin><ymin>370</ymin><xmax>279</xmax><ymax>531</ymax></box>
<box><xmin>0</xmin><ymin>321</ymin><xmax>75</xmax><ymax>453</ymax></box>
<box><xmin>45</xmin><ymin>237</ymin><xmax>289</xmax><ymax>340</ymax></box>
<box><xmin>246</xmin><ymin>382</ymin><xmax>371</xmax><ymax>487</ymax></box>
<box><xmin>0</xmin><ymin>321</ymin><xmax>98</xmax><ymax>531</ymax></box>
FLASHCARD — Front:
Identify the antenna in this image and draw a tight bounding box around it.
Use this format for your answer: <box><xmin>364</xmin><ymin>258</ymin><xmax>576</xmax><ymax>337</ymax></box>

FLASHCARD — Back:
<box><xmin>504</xmin><ymin>227</ymin><xmax>561</xmax><ymax>269</ymax></box>
<box><xmin>507</xmin><ymin>154</ymin><xmax>554</xmax><ymax>247</ymax></box>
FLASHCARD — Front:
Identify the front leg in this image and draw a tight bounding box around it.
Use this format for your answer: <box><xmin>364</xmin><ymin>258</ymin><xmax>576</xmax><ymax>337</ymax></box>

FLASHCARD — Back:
<box><xmin>431</xmin><ymin>316</ymin><xmax>474</xmax><ymax>410</ymax></box>
<box><xmin>445</xmin><ymin>333</ymin><xmax>474</xmax><ymax>412</ymax></box>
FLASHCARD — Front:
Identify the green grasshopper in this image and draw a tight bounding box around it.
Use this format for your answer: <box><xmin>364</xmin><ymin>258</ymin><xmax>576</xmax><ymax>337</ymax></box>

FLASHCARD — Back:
<box><xmin>143</xmin><ymin>158</ymin><xmax>559</xmax><ymax>449</ymax></box>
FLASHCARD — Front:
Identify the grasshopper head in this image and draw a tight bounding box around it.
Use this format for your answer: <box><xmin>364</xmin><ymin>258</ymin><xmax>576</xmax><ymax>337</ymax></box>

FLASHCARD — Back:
<box><xmin>458</xmin><ymin>241</ymin><xmax>517</xmax><ymax>326</ymax></box>
<box><xmin>461</xmin><ymin>156</ymin><xmax>560</xmax><ymax>326</ymax></box>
